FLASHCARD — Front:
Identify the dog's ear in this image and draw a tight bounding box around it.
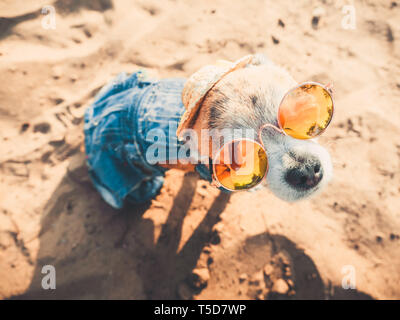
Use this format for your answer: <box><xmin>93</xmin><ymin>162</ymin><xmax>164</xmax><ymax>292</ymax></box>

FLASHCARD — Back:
<box><xmin>246</xmin><ymin>53</ymin><xmax>274</xmax><ymax>67</ymax></box>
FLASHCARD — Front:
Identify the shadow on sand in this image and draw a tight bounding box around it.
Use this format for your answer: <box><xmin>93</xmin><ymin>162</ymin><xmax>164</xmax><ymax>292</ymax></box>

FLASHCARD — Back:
<box><xmin>12</xmin><ymin>152</ymin><xmax>373</xmax><ymax>300</ymax></box>
<box><xmin>13</xmin><ymin>152</ymin><xmax>230</xmax><ymax>299</ymax></box>
<box><xmin>241</xmin><ymin>233</ymin><xmax>373</xmax><ymax>300</ymax></box>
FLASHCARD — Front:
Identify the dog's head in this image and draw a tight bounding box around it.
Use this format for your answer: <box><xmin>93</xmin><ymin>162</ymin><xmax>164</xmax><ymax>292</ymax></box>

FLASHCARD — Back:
<box><xmin>198</xmin><ymin>54</ymin><xmax>333</xmax><ymax>201</ymax></box>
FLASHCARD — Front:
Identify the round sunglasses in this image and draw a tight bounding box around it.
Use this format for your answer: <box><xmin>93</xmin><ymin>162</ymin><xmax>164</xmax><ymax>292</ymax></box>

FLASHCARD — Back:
<box><xmin>209</xmin><ymin>82</ymin><xmax>334</xmax><ymax>191</ymax></box>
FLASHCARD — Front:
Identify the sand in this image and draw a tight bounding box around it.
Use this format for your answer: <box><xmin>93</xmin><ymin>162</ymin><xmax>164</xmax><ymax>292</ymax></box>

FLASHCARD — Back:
<box><xmin>0</xmin><ymin>0</ymin><xmax>399</xmax><ymax>299</ymax></box>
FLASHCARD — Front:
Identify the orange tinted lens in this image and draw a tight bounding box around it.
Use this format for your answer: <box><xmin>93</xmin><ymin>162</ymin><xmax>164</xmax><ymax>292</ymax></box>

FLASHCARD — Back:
<box><xmin>278</xmin><ymin>84</ymin><xmax>333</xmax><ymax>139</ymax></box>
<box><xmin>214</xmin><ymin>140</ymin><xmax>268</xmax><ymax>191</ymax></box>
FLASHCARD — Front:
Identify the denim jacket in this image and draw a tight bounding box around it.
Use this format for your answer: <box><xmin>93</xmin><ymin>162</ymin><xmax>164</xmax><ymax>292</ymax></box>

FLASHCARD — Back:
<box><xmin>84</xmin><ymin>71</ymin><xmax>215</xmax><ymax>209</ymax></box>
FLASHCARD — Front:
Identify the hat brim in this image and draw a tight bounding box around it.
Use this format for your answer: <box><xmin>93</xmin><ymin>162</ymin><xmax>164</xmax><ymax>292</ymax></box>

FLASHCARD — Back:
<box><xmin>177</xmin><ymin>55</ymin><xmax>253</xmax><ymax>139</ymax></box>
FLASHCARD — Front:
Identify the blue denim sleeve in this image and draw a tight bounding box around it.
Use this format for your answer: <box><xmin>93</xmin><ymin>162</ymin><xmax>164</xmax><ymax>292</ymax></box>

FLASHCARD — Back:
<box><xmin>84</xmin><ymin>71</ymin><xmax>229</xmax><ymax>209</ymax></box>
<box><xmin>84</xmin><ymin>71</ymin><xmax>168</xmax><ymax>209</ymax></box>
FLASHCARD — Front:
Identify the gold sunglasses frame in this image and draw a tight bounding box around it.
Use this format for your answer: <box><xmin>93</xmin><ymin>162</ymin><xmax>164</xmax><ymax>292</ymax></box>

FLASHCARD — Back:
<box><xmin>211</xmin><ymin>82</ymin><xmax>335</xmax><ymax>191</ymax></box>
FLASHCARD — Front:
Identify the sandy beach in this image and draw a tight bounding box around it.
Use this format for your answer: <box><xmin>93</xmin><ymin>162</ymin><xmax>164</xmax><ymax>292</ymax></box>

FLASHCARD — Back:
<box><xmin>0</xmin><ymin>0</ymin><xmax>400</xmax><ymax>299</ymax></box>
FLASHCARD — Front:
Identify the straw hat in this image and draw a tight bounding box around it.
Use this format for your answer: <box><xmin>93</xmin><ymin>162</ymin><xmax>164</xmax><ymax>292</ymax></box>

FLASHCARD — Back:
<box><xmin>177</xmin><ymin>55</ymin><xmax>254</xmax><ymax>139</ymax></box>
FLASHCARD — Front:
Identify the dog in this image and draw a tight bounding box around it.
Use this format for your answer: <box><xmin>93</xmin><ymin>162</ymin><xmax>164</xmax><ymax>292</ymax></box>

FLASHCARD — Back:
<box><xmin>84</xmin><ymin>54</ymin><xmax>333</xmax><ymax>209</ymax></box>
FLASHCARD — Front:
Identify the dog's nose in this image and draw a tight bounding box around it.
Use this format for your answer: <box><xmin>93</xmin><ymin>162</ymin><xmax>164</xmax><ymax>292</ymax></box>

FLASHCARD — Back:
<box><xmin>285</xmin><ymin>161</ymin><xmax>323</xmax><ymax>190</ymax></box>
